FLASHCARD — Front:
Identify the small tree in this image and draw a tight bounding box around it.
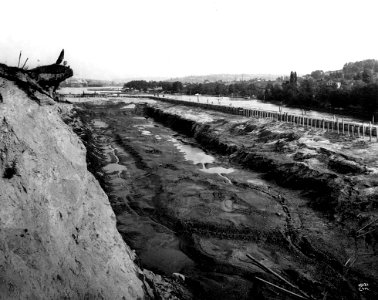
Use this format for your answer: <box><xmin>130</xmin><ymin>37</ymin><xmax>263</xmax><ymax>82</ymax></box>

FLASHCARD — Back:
<box><xmin>310</xmin><ymin>70</ymin><xmax>324</xmax><ymax>80</ymax></box>
<box><xmin>362</xmin><ymin>68</ymin><xmax>373</xmax><ymax>84</ymax></box>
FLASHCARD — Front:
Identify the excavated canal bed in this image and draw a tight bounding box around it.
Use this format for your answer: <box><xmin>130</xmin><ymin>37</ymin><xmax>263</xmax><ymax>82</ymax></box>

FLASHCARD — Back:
<box><xmin>64</xmin><ymin>100</ymin><xmax>377</xmax><ymax>300</ymax></box>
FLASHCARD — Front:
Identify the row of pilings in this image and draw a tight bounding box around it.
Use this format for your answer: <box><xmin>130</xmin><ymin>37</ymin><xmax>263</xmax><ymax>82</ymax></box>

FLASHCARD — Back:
<box><xmin>148</xmin><ymin>96</ymin><xmax>378</xmax><ymax>141</ymax></box>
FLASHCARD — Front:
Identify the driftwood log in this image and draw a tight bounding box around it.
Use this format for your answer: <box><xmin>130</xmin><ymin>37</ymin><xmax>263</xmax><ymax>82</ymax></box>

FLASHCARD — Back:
<box><xmin>0</xmin><ymin>59</ymin><xmax>72</xmax><ymax>105</ymax></box>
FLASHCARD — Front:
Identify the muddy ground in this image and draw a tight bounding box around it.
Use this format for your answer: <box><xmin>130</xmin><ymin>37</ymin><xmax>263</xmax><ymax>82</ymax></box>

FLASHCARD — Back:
<box><xmin>63</xmin><ymin>99</ymin><xmax>377</xmax><ymax>300</ymax></box>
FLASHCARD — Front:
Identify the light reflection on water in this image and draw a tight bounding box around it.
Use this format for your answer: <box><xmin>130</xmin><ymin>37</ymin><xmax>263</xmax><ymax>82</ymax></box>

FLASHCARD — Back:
<box><xmin>92</xmin><ymin>119</ymin><xmax>108</xmax><ymax>128</ymax></box>
<box><xmin>122</xmin><ymin>104</ymin><xmax>136</xmax><ymax>109</ymax></box>
<box><xmin>169</xmin><ymin>137</ymin><xmax>215</xmax><ymax>166</ymax></box>
<box><xmin>141</xmin><ymin>130</ymin><xmax>152</xmax><ymax>136</ymax></box>
<box><xmin>102</xmin><ymin>163</ymin><xmax>127</xmax><ymax>173</ymax></box>
<box><xmin>168</xmin><ymin>137</ymin><xmax>234</xmax><ymax>183</ymax></box>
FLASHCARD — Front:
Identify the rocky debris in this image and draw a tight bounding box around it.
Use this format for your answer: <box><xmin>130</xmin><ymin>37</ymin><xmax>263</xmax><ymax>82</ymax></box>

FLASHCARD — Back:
<box><xmin>257</xmin><ymin>128</ymin><xmax>300</xmax><ymax>143</ymax></box>
<box><xmin>0</xmin><ymin>78</ymin><xmax>146</xmax><ymax>298</ymax></box>
<box><xmin>328</xmin><ymin>155</ymin><xmax>368</xmax><ymax>174</ymax></box>
<box><xmin>172</xmin><ymin>273</ymin><xmax>186</xmax><ymax>282</ymax></box>
<box><xmin>141</xmin><ymin>270</ymin><xmax>193</xmax><ymax>300</ymax></box>
<box><xmin>0</xmin><ymin>58</ymin><xmax>72</xmax><ymax>105</ymax></box>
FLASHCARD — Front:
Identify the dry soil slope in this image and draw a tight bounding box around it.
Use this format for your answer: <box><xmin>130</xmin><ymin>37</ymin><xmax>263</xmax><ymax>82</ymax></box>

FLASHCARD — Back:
<box><xmin>0</xmin><ymin>78</ymin><xmax>145</xmax><ymax>299</ymax></box>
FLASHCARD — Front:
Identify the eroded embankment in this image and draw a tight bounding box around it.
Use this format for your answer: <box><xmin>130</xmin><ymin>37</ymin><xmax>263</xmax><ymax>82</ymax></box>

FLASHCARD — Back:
<box><xmin>0</xmin><ymin>78</ymin><xmax>147</xmax><ymax>299</ymax></box>
<box><xmin>67</xmin><ymin>100</ymin><xmax>377</xmax><ymax>300</ymax></box>
<box><xmin>143</xmin><ymin>103</ymin><xmax>378</xmax><ymax>298</ymax></box>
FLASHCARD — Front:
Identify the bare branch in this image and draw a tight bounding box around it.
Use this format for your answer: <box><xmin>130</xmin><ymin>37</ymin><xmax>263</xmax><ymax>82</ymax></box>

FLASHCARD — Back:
<box><xmin>246</xmin><ymin>254</ymin><xmax>311</xmax><ymax>299</ymax></box>
<box><xmin>21</xmin><ymin>58</ymin><xmax>29</xmax><ymax>69</ymax></box>
<box><xmin>255</xmin><ymin>276</ymin><xmax>308</xmax><ymax>299</ymax></box>
<box><xmin>357</xmin><ymin>218</ymin><xmax>378</xmax><ymax>233</ymax></box>
<box><xmin>18</xmin><ymin>51</ymin><xmax>22</xmax><ymax>68</ymax></box>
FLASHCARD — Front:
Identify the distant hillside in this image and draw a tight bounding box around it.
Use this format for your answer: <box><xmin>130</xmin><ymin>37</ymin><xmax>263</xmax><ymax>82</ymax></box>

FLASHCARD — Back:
<box><xmin>167</xmin><ymin>73</ymin><xmax>283</xmax><ymax>83</ymax></box>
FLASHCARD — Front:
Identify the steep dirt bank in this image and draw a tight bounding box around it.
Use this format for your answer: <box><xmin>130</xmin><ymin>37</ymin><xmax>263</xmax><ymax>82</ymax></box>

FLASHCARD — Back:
<box><xmin>142</xmin><ymin>102</ymin><xmax>378</xmax><ymax>298</ymax></box>
<box><xmin>0</xmin><ymin>78</ymin><xmax>147</xmax><ymax>298</ymax></box>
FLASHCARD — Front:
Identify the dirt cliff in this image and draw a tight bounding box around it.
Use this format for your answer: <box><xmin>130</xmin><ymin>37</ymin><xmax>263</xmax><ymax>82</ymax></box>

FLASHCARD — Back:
<box><xmin>0</xmin><ymin>72</ymin><xmax>146</xmax><ymax>298</ymax></box>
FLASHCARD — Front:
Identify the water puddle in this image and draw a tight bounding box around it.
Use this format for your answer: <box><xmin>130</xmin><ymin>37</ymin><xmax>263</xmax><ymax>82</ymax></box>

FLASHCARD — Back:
<box><xmin>133</xmin><ymin>124</ymin><xmax>155</xmax><ymax>129</ymax></box>
<box><xmin>102</xmin><ymin>144</ymin><xmax>128</xmax><ymax>175</ymax></box>
<box><xmin>169</xmin><ymin>138</ymin><xmax>215</xmax><ymax>165</ymax></box>
<box><xmin>122</xmin><ymin>104</ymin><xmax>136</xmax><ymax>109</ymax></box>
<box><xmin>247</xmin><ymin>178</ymin><xmax>269</xmax><ymax>186</ymax></box>
<box><xmin>142</xmin><ymin>124</ymin><xmax>155</xmax><ymax>128</ymax></box>
<box><xmin>141</xmin><ymin>130</ymin><xmax>152</xmax><ymax>136</ymax></box>
<box><xmin>103</xmin><ymin>163</ymin><xmax>127</xmax><ymax>173</ymax></box>
<box><xmin>93</xmin><ymin>119</ymin><xmax>108</xmax><ymax>128</ymax></box>
<box><xmin>201</xmin><ymin>166</ymin><xmax>234</xmax><ymax>184</ymax></box>
<box><xmin>169</xmin><ymin>137</ymin><xmax>234</xmax><ymax>183</ymax></box>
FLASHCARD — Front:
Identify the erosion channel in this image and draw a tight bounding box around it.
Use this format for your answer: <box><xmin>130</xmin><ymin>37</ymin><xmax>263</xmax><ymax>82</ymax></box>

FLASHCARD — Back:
<box><xmin>65</xmin><ymin>100</ymin><xmax>377</xmax><ymax>300</ymax></box>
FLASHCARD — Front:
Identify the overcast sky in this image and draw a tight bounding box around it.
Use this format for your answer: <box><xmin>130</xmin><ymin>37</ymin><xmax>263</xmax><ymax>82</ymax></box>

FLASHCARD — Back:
<box><xmin>1</xmin><ymin>0</ymin><xmax>377</xmax><ymax>80</ymax></box>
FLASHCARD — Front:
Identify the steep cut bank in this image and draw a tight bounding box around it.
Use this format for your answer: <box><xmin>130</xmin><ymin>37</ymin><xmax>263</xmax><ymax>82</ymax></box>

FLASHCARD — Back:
<box><xmin>0</xmin><ymin>74</ymin><xmax>146</xmax><ymax>297</ymax></box>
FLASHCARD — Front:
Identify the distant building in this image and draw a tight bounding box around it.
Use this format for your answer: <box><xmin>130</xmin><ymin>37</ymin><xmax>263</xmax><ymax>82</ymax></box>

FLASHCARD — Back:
<box><xmin>326</xmin><ymin>80</ymin><xmax>341</xmax><ymax>89</ymax></box>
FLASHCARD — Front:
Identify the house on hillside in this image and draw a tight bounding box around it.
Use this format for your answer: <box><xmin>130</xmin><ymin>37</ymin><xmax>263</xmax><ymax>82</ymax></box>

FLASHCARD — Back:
<box><xmin>326</xmin><ymin>79</ymin><xmax>341</xmax><ymax>89</ymax></box>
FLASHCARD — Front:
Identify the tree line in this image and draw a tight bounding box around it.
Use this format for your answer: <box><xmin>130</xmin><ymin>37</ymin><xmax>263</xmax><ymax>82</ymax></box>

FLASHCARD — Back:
<box><xmin>123</xmin><ymin>59</ymin><xmax>378</xmax><ymax>117</ymax></box>
<box><xmin>123</xmin><ymin>80</ymin><xmax>265</xmax><ymax>98</ymax></box>
<box><xmin>265</xmin><ymin>62</ymin><xmax>378</xmax><ymax>116</ymax></box>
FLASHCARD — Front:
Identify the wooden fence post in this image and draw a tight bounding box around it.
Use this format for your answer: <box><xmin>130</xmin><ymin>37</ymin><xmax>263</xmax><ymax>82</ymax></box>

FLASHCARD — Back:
<box><xmin>337</xmin><ymin>119</ymin><xmax>339</xmax><ymax>134</ymax></box>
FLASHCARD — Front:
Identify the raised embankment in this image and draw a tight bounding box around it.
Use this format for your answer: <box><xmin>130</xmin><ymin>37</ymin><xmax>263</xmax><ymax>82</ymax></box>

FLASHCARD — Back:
<box><xmin>59</xmin><ymin>92</ymin><xmax>378</xmax><ymax>140</ymax></box>
<box><xmin>0</xmin><ymin>76</ymin><xmax>146</xmax><ymax>298</ymax></box>
<box><xmin>151</xmin><ymin>96</ymin><xmax>378</xmax><ymax>140</ymax></box>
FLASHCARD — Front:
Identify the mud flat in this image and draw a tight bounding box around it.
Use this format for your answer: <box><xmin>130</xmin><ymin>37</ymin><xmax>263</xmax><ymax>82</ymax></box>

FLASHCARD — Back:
<box><xmin>66</xmin><ymin>100</ymin><xmax>377</xmax><ymax>300</ymax></box>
